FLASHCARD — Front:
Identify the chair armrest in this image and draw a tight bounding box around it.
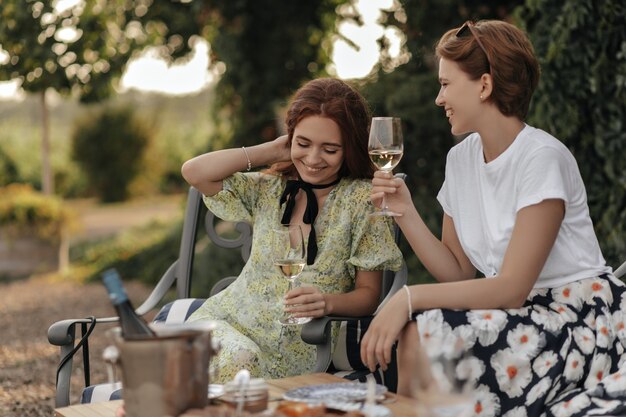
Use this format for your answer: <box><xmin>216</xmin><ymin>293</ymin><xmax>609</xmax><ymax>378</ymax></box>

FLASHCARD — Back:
<box><xmin>48</xmin><ymin>317</ymin><xmax>118</xmax><ymax>346</ymax></box>
<box><xmin>47</xmin><ymin>316</ymin><xmax>118</xmax><ymax>408</ymax></box>
<box><xmin>377</xmin><ymin>263</ymin><xmax>407</xmax><ymax>312</ymax></box>
<box><xmin>135</xmin><ymin>260</ymin><xmax>178</xmax><ymax>315</ymax></box>
<box><xmin>47</xmin><ymin>259</ymin><xmax>179</xmax><ymax>408</ymax></box>
<box><xmin>301</xmin><ymin>315</ymin><xmax>372</xmax><ymax>373</ymax></box>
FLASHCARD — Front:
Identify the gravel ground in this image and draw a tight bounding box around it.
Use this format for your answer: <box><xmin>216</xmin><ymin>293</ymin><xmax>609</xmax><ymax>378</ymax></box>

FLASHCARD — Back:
<box><xmin>0</xmin><ymin>194</ymin><xmax>181</xmax><ymax>416</ymax></box>
<box><xmin>0</xmin><ymin>275</ymin><xmax>152</xmax><ymax>417</ymax></box>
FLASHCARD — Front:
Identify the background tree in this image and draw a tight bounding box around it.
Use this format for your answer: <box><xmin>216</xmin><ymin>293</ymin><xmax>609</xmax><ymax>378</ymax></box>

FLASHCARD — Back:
<box><xmin>0</xmin><ymin>0</ymin><xmax>142</xmax><ymax>194</ymax></box>
<box><xmin>519</xmin><ymin>0</ymin><xmax>626</xmax><ymax>269</ymax></box>
<box><xmin>1</xmin><ymin>0</ymin><xmax>354</xmax><ymax>194</ymax></box>
<box><xmin>363</xmin><ymin>0</ymin><xmax>523</xmax><ymax>282</ymax></box>
<box><xmin>72</xmin><ymin>105</ymin><xmax>153</xmax><ymax>202</ymax></box>
<box><xmin>136</xmin><ymin>0</ymin><xmax>352</xmax><ymax>148</ymax></box>
<box><xmin>0</xmin><ymin>0</ymin><xmax>169</xmax><ymax>195</ymax></box>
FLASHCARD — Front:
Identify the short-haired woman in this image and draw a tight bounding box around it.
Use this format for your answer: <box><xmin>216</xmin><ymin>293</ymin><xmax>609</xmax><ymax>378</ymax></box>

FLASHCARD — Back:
<box><xmin>361</xmin><ymin>20</ymin><xmax>626</xmax><ymax>417</ymax></box>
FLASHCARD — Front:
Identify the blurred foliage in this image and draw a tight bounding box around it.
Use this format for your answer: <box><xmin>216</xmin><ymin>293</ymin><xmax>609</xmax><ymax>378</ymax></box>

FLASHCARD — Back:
<box><xmin>0</xmin><ymin>183</ymin><xmax>76</xmax><ymax>241</ymax></box>
<box><xmin>0</xmin><ymin>91</ymin><xmax>213</xmax><ymax>197</ymax></box>
<box><xmin>365</xmin><ymin>0</ymin><xmax>523</xmax><ymax>284</ymax></box>
<box><xmin>518</xmin><ymin>0</ymin><xmax>626</xmax><ymax>269</ymax></box>
<box><xmin>2</xmin><ymin>0</ymin><xmax>623</xmax><ymax>285</ymax></box>
<box><xmin>0</xmin><ymin>146</ymin><xmax>19</xmax><ymax>185</ymax></box>
<box><xmin>0</xmin><ymin>0</ymin><xmax>204</xmax><ymax>194</ymax></box>
<box><xmin>199</xmin><ymin>0</ymin><xmax>348</xmax><ymax>148</ymax></box>
<box><xmin>70</xmin><ymin>219</ymin><xmax>179</xmax><ymax>286</ymax></box>
<box><xmin>71</xmin><ymin>104</ymin><xmax>154</xmax><ymax>202</ymax></box>
<box><xmin>70</xmin><ymin>212</ymin><xmax>245</xmax><ymax>300</ymax></box>
<box><xmin>0</xmin><ymin>0</ymin><xmax>165</xmax><ymax>102</ymax></box>
<box><xmin>132</xmin><ymin>0</ymin><xmax>352</xmax><ymax>148</ymax></box>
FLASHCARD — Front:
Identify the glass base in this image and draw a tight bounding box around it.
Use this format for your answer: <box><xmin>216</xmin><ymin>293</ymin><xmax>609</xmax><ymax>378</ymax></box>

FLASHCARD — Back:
<box><xmin>370</xmin><ymin>209</ymin><xmax>402</xmax><ymax>217</ymax></box>
<box><xmin>279</xmin><ymin>316</ymin><xmax>313</xmax><ymax>326</ymax></box>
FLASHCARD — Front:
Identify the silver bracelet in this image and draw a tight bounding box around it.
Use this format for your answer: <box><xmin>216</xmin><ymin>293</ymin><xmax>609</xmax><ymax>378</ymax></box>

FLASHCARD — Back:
<box><xmin>402</xmin><ymin>284</ymin><xmax>412</xmax><ymax>321</ymax></box>
<box><xmin>241</xmin><ymin>146</ymin><xmax>252</xmax><ymax>171</ymax></box>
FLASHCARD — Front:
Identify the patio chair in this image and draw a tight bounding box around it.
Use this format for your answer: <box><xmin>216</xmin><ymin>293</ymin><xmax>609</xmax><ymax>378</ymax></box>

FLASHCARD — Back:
<box><xmin>48</xmin><ymin>176</ymin><xmax>408</xmax><ymax>407</ymax></box>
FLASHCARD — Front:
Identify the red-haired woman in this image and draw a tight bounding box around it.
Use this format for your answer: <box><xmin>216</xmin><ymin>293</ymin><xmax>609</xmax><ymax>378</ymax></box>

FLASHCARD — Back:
<box><xmin>182</xmin><ymin>78</ymin><xmax>403</xmax><ymax>382</ymax></box>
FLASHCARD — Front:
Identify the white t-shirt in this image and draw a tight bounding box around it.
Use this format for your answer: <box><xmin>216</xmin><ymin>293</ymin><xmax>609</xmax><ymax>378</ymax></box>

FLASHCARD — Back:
<box><xmin>437</xmin><ymin>124</ymin><xmax>611</xmax><ymax>288</ymax></box>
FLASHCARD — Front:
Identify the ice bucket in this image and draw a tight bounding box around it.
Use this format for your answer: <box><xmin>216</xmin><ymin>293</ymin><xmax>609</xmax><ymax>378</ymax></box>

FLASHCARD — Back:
<box><xmin>108</xmin><ymin>322</ymin><xmax>216</xmax><ymax>417</ymax></box>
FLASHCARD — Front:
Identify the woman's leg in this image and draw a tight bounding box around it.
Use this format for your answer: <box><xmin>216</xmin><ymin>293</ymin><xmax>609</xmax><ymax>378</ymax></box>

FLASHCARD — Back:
<box><xmin>210</xmin><ymin>321</ymin><xmax>263</xmax><ymax>383</ymax></box>
<box><xmin>397</xmin><ymin>321</ymin><xmax>435</xmax><ymax>397</ymax></box>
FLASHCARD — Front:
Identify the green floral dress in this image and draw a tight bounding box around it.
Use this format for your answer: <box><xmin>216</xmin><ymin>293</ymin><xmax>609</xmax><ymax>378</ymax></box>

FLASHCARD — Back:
<box><xmin>187</xmin><ymin>172</ymin><xmax>403</xmax><ymax>382</ymax></box>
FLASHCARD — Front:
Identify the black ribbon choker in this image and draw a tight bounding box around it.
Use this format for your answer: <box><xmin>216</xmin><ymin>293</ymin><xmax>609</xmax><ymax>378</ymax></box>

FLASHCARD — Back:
<box><xmin>279</xmin><ymin>177</ymin><xmax>341</xmax><ymax>265</ymax></box>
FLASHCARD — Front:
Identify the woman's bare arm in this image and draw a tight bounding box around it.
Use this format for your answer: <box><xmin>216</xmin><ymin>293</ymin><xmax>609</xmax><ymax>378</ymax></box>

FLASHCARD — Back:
<box><xmin>373</xmin><ymin>172</ymin><xmax>475</xmax><ymax>282</ymax></box>
<box><xmin>360</xmin><ymin>198</ymin><xmax>565</xmax><ymax>370</ymax></box>
<box><xmin>285</xmin><ymin>269</ymin><xmax>383</xmax><ymax>318</ymax></box>
<box><xmin>181</xmin><ymin>135</ymin><xmax>290</xmax><ymax>196</ymax></box>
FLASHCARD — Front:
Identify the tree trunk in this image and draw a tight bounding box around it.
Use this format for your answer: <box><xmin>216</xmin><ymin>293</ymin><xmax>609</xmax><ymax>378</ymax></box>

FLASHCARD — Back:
<box><xmin>40</xmin><ymin>89</ymin><xmax>53</xmax><ymax>195</ymax></box>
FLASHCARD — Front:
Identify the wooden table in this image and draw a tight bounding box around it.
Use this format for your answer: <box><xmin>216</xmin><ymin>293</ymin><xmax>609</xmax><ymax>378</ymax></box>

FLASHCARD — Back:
<box><xmin>54</xmin><ymin>373</ymin><xmax>419</xmax><ymax>417</ymax></box>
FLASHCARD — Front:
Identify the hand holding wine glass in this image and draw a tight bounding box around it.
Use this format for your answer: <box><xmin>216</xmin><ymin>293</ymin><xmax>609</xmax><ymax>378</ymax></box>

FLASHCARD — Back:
<box><xmin>273</xmin><ymin>224</ymin><xmax>311</xmax><ymax>326</ymax></box>
<box><xmin>368</xmin><ymin>117</ymin><xmax>404</xmax><ymax>216</ymax></box>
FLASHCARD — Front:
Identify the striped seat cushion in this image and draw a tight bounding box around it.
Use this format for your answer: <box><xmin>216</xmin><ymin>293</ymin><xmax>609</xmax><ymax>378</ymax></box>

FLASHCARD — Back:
<box><xmin>80</xmin><ymin>382</ymin><xmax>122</xmax><ymax>404</ymax></box>
<box><xmin>152</xmin><ymin>298</ymin><xmax>206</xmax><ymax>324</ymax></box>
<box><xmin>80</xmin><ymin>299</ymin><xmax>397</xmax><ymax>403</ymax></box>
<box><xmin>328</xmin><ymin>317</ymin><xmax>398</xmax><ymax>392</ymax></box>
<box><xmin>79</xmin><ymin>299</ymin><xmax>204</xmax><ymax>404</ymax></box>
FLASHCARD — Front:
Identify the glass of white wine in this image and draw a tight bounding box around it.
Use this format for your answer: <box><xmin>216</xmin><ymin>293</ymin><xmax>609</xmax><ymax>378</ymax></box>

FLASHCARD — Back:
<box><xmin>368</xmin><ymin>117</ymin><xmax>404</xmax><ymax>216</ymax></box>
<box><xmin>273</xmin><ymin>224</ymin><xmax>311</xmax><ymax>326</ymax></box>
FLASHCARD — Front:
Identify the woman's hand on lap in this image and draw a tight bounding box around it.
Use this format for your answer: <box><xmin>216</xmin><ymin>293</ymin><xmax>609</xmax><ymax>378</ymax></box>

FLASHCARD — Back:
<box><xmin>360</xmin><ymin>290</ymin><xmax>409</xmax><ymax>371</ymax></box>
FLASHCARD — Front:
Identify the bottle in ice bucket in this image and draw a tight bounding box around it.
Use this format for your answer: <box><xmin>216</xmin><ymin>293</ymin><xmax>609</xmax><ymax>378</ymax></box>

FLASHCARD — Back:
<box><xmin>101</xmin><ymin>268</ymin><xmax>155</xmax><ymax>339</ymax></box>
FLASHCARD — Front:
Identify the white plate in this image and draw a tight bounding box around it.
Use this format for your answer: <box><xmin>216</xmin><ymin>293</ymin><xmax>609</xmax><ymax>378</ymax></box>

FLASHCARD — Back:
<box><xmin>208</xmin><ymin>384</ymin><xmax>224</xmax><ymax>399</ymax></box>
<box><xmin>327</xmin><ymin>402</ymin><xmax>392</xmax><ymax>417</ymax></box>
<box><xmin>283</xmin><ymin>382</ymin><xmax>387</xmax><ymax>403</ymax></box>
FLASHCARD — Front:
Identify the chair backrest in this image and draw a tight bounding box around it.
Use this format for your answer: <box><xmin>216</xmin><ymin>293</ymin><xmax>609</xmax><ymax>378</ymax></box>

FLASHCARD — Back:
<box><xmin>173</xmin><ymin>187</ymin><xmax>252</xmax><ymax>298</ymax></box>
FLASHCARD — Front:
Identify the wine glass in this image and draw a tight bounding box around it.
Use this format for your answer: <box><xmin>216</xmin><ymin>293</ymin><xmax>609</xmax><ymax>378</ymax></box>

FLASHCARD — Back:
<box><xmin>368</xmin><ymin>117</ymin><xmax>404</xmax><ymax>216</ymax></box>
<box><xmin>273</xmin><ymin>224</ymin><xmax>311</xmax><ymax>326</ymax></box>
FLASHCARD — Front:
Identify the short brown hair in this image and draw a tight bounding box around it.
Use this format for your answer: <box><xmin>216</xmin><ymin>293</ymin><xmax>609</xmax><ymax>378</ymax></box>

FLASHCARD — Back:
<box><xmin>435</xmin><ymin>20</ymin><xmax>540</xmax><ymax>120</ymax></box>
<box><xmin>274</xmin><ymin>78</ymin><xmax>374</xmax><ymax>179</ymax></box>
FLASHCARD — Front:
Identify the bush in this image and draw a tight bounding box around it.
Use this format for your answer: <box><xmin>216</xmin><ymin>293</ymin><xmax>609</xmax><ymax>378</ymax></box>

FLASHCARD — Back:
<box><xmin>70</xmin><ymin>216</ymin><xmax>245</xmax><ymax>300</ymax></box>
<box><xmin>0</xmin><ymin>146</ymin><xmax>19</xmax><ymax>187</ymax></box>
<box><xmin>72</xmin><ymin>105</ymin><xmax>154</xmax><ymax>202</ymax></box>
<box><xmin>0</xmin><ymin>183</ymin><xmax>76</xmax><ymax>241</ymax></box>
<box><xmin>70</xmin><ymin>219</ymin><xmax>179</xmax><ymax>285</ymax></box>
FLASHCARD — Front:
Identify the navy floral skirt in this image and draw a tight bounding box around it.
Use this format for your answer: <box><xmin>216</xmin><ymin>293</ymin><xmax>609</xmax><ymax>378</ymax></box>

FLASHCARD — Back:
<box><xmin>411</xmin><ymin>274</ymin><xmax>626</xmax><ymax>417</ymax></box>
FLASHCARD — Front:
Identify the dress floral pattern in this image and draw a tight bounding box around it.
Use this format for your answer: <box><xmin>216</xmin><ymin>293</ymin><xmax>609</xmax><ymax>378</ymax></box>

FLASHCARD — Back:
<box><xmin>413</xmin><ymin>274</ymin><xmax>626</xmax><ymax>417</ymax></box>
<box><xmin>187</xmin><ymin>172</ymin><xmax>403</xmax><ymax>383</ymax></box>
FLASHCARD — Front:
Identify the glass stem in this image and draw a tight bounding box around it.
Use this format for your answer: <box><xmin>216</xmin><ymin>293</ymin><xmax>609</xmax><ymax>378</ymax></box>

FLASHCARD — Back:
<box><xmin>284</xmin><ymin>280</ymin><xmax>293</xmax><ymax>320</ymax></box>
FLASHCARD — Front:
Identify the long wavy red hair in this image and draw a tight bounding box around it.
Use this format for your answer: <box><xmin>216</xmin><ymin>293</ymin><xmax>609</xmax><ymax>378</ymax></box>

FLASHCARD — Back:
<box><xmin>269</xmin><ymin>78</ymin><xmax>374</xmax><ymax>179</ymax></box>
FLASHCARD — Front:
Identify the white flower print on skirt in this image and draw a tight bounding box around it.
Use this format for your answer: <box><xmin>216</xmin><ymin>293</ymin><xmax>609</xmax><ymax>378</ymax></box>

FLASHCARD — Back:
<box><xmin>411</xmin><ymin>274</ymin><xmax>626</xmax><ymax>417</ymax></box>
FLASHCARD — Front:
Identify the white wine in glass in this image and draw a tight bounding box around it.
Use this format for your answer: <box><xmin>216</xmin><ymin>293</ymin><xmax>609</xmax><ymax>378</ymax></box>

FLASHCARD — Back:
<box><xmin>368</xmin><ymin>117</ymin><xmax>404</xmax><ymax>216</ymax></box>
<box><xmin>273</xmin><ymin>224</ymin><xmax>311</xmax><ymax>326</ymax></box>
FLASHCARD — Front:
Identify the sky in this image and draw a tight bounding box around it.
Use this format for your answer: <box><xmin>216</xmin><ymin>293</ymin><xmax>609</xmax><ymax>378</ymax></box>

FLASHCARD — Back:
<box><xmin>0</xmin><ymin>0</ymin><xmax>399</xmax><ymax>100</ymax></box>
